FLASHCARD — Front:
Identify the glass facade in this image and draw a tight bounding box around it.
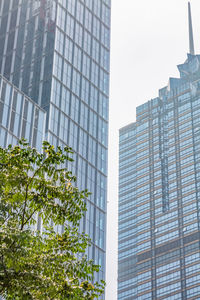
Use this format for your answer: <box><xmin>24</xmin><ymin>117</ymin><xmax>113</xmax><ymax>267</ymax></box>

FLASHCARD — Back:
<box><xmin>0</xmin><ymin>73</ymin><xmax>46</xmax><ymax>150</ymax></box>
<box><xmin>118</xmin><ymin>54</ymin><xmax>200</xmax><ymax>299</ymax></box>
<box><xmin>0</xmin><ymin>0</ymin><xmax>111</xmax><ymax>287</ymax></box>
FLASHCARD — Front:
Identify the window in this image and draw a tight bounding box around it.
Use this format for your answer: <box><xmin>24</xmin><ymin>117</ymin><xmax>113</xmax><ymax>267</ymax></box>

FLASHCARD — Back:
<box><xmin>53</xmin><ymin>53</ymin><xmax>62</xmax><ymax>80</ymax></box>
<box><xmin>76</xmin><ymin>1</ymin><xmax>84</xmax><ymax>25</ymax></box>
<box><xmin>57</xmin><ymin>5</ymin><xmax>66</xmax><ymax>31</ymax></box>
<box><xmin>63</xmin><ymin>61</ymin><xmax>72</xmax><ymax>88</ymax></box>
<box><xmin>75</xmin><ymin>22</ymin><xmax>83</xmax><ymax>47</ymax></box>
<box><xmin>66</xmin><ymin>14</ymin><xmax>74</xmax><ymax>39</ymax></box>
<box><xmin>73</xmin><ymin>45</ymin><xmax>82</xmax><ymax>72</ymax></box>
<box><xmin>55</xmin><ymin>29</ymin><xmax>64</xmax><ymax>55</ymax></box>
<box><xmin>85</xmin><ymin>8</ymin><xmax>92</xmax><ymax>32</ymax></box>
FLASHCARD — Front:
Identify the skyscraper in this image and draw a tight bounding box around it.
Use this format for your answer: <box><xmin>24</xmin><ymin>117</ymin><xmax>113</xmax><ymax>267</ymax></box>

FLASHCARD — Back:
<box><xmin>0</xmin><ymin>0</ymin><xmax>111</xmax><ymax>286</ymax></box>
<box><xmin>118</xmin><ymin>2</ymin><xmax>200</xmax><ymax>299</ymax></box>
<box><xmin>0</xmin><ymin>73</ymin><xmax>46</xmax><ymax>150</ymax></box>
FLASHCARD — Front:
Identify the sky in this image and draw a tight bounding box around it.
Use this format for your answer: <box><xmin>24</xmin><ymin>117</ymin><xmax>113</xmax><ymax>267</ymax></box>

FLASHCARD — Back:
<box><xmin>106</xmin><ymin>0</ymin><xmax>200</xmax><ymax>299</ymax></box>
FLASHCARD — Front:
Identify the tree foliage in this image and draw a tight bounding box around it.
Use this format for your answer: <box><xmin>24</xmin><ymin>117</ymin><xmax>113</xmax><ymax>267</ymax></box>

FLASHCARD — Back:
<box><xmin>0</xmin><ymin>140</ymin><xmax>104</xmax><ymax>299</ymax></box>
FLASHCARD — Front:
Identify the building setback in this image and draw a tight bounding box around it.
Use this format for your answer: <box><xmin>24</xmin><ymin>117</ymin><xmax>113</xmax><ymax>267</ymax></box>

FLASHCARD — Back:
<box><xmin>118</xmin><ymin>2</ymin><xmax>200</xmax><ymax>300</ymax></box>
<box><xmin>0</xmin><ymin>0</ymin><xmax>111</xmax><ymax>289</ymax></box>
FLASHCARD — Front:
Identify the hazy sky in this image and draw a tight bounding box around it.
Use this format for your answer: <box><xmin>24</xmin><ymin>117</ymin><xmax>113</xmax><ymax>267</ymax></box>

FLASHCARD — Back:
<box><xmin>106</xmin><ymin>0</ymin><xmax>200</xmax><ymax>299</ymax></box>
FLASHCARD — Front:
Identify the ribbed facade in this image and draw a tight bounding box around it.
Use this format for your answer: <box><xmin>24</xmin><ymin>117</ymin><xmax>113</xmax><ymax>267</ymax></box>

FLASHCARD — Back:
<box><xmin>118</xmin><ymin>54</ymin><xmax>200</xmax><ymax>299</ymax></box>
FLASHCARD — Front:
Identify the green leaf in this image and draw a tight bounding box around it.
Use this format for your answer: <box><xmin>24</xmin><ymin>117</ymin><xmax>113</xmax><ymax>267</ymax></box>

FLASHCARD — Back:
<box><xmin>0</xmin><ymin>140</ymin><xmax>104</xmax><ymax>299</ymax></box>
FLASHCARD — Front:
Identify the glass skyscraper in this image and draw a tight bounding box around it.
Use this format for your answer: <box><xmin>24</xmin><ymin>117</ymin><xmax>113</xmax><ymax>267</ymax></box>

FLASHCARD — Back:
<box><xmin>0</xmin><ymin>0</ymin><xmax>111</xmax><ymax>286</ymax></box>
<box><xmin>118</xmin><ymin>3</ymin><xmax>200</xmax><ymax>300</ymax></box>
<box><xmin>0</xmin><ymin>73</ymin><xmax>46</xmax><ymax>151</ymax></box>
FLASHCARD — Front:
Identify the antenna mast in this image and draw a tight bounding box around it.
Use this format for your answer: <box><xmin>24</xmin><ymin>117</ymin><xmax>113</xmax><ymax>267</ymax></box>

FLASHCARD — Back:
<box><xmin>188</xmin><ymin>1</ymin><xmax>195</xmax><ymax>55</ymax></box>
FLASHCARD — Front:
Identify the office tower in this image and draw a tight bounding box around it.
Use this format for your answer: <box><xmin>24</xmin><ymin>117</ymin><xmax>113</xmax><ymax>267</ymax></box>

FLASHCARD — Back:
<box><xmin>0</xmin><ymin>73</ymin><xmax>46</xmax><ymax>150</ymax></box>
<box><xmin>118</xmin><ymin>3</ymin><xmax>200</xmax><ymax>300</ymax></box>
<box><xmin>0</xmin><ymin>0</ymin><xmax>111</xmax><ymax>286</ymax></box>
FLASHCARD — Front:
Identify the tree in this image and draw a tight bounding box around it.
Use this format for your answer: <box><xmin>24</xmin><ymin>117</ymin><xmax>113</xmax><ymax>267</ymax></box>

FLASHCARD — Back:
<box><xmin>0</xmin><ymin>140</ymin><xmax>105</xmax><ymax>299</ymax></box>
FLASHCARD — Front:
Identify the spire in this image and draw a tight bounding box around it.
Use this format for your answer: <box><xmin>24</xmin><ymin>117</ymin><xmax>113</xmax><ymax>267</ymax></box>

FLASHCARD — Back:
<box><xmin>188</xmin><ymin>1</ymin><xmax>195</xmax><ymax>55</ymax></box>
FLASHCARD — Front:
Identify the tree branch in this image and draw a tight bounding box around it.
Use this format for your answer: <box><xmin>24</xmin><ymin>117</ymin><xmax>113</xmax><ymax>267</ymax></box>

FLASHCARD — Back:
<box><xmin>21</xmin><ymin>183</ymin><xmax>29</xmax><ymax>230</ymax></box>
<box><xmin>23</xmin><ymin>207</ymin><xmax>40</xmax><ymax>228</ymax></box>
<box><xmin>0</xmin><ymin>254</ymin><xmax>9</xmax><ymax>282</ymax></box>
